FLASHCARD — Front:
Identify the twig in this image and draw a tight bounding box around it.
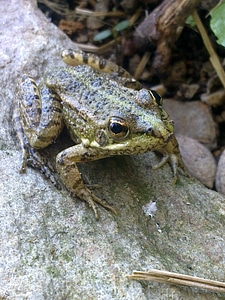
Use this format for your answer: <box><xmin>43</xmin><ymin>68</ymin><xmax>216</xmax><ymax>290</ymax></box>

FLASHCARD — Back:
<box><xmin>134</xmin><ymin>52</ymin><xmax>151</xmax><ymax>79</ymax></box>
<box><xmin>192</xmin><ymin>9</ymin><xmax>225</xmax><ymax>89</ymax></box>
<box><xmin>126</xmin><ymin>269</ymin><xmax>225</xmax><ymax>293</ymax></box>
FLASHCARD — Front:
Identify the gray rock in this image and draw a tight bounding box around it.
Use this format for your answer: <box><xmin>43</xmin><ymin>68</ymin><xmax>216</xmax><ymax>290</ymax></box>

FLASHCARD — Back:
<box><xmin>1</xmin><ymin>1</ymin><xmax>225</xmax><ymax>299</ymax></box>
<box><xmin>163</xmin><ymin>99</ymin><xmax>217</xmax><ymax>150</ymax></box>
<box><xmin>177</xmin><ymin>135</ymin><xmax>216</xmax><ymax>189</ymax></box>
<box><xmin>216</xmin><ymin>149</ymin><xmax>225</xmax><ymax>194</ymax></box>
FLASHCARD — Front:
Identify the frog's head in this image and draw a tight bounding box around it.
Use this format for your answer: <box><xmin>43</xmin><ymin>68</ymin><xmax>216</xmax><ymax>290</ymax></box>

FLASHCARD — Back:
<box><xmin>90</xmin><ymin>89</ymin><xmax>176</xmax><ymax>155</ymax></box>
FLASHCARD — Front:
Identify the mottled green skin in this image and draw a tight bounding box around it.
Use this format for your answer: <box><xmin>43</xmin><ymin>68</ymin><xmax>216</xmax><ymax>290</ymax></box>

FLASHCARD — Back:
<box><xmin>45</xmin><ymin>65</ymin><xmax>174</xmax><ymax>154</ymax></box>
<box><xmin>14</xmin><ymin>51</ymin><xmax>184</xmax><ymax>219</ymax></box>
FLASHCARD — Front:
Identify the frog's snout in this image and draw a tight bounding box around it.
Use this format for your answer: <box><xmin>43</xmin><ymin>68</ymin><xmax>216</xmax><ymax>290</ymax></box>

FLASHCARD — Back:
<box><xmin>145</xmin><ymin>126</ymin><xmax>166</xmax><ymax>139</ymax></box>
<box><xmin>145</xmin><ymin>126</ymin><xmax>174</xmax><ymax>144</ymax></box>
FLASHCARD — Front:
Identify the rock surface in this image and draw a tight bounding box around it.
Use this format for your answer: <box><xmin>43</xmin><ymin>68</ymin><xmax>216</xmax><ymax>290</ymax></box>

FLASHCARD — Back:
<box><xmin>177</xmin><ymin>135</ymin><xmax>216</xmax><ymax>188</ymax></box>
<box><xmin>216</xmin><ymin>149</ymin><xmax>225</xmax><ymax>194</ymax></box>
<box><xmin>1</xmin><ymin>1</ymin><xmax>225</xmax><ymax>299</ymax></box>
<box><xmin>163</xmin><ymin>99</ymin><xmax>217</xmax><ymax>149</ymax></box>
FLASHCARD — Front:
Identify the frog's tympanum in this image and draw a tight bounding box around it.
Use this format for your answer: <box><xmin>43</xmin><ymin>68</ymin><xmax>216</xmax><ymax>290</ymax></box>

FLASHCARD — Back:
<box><xmin>14</xmin><ymin>49</ymin><xmax>185</xmax><ymax>219</ymax></box>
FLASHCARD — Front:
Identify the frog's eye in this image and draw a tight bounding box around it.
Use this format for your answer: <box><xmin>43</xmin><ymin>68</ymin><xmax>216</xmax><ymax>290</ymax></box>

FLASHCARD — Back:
<box><xmin>149</xmin><ymin>90</ymin><xmax>162</xmax><ymax>106</ymax></box>
<box><xmin>108</xmin><ymin>117</ymin><xmax>129</xmax><ymax>140</ymax></box>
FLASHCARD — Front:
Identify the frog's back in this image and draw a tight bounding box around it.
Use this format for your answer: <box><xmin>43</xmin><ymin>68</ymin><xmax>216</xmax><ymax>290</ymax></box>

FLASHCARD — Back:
<box><xmin>45</xmin><ymin>65</ymin><xmax>141</xmax><ymax>124</ymax></box>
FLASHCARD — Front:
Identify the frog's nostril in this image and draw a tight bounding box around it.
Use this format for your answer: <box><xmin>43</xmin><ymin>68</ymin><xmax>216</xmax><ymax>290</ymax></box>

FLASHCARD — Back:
<box><xmin>146</xmin><ymin>127</ymin><xmax>153</xmax><ymax>135</ymax></box>
<box><xmin>147</xmin><ymin>128</ymin><xmax>162</xmax><ymax>138</ymax></box>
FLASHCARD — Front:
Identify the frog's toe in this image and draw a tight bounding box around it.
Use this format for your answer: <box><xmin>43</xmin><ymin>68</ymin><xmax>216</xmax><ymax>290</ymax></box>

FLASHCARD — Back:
<box><xmin>152</xmin><ymin>154</ymin><xmax>170</xmax><ymax>170</ymax></box>
<box><xmin>92</xmin><ymin>193</ymin><xmax>118</xmax><ymax>217</ymax></box>
<box><xmin>152</xmin><ymin>153</ymin><xmax>184</xmax><ymax>183</ymax></box>
<box><xmin>78</xmin><ymin>188</ymin><xmax>99</xmax><ymax>220</ymax></box>
<box><xmin>168</xmin><ymin>153</ymin><xmax>179</xmax><ymax>180</ymax></box>
<box><xmin>19</xmin><ymin>148</ymin><xmax>29</xmax><ymax>173</ymax></box>
<box><xmin>24</xmin><ymin>148</ymin><xmax>61</xmax><ymax>189</ymax></box>
<box><xmin>76</xmin><ymin>187</ymin><xmax>118</xmax><ymax>220</ymax></box>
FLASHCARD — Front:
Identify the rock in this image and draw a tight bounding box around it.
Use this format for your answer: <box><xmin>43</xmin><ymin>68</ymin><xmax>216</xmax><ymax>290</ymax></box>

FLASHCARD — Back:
<box><xmin>120</xmin><ymin>0</ymin><xmax>139</xmax><ymax>13</ymax></box>
<box><xmin>201</xmin><ymin>89</ymin><xmax>225</xmax><ymax>107</ymax></box>
<box><xmin>86</xmin><ymin>1</ymin><xmax>109</xmax><ymax>30</ymax></box>
<box><xmin>177</xmin><ymin>135</ymin><xmax>216</xmax><ymax>188</ymax></box>
<box><xmin>176</xmin><ymin>83</ymin><xmax>199</xmax><ymax>99</ymax></box>
<box><xmin>163</xmin><ymin>99</ymin><xmax>217</xmax><ymax>149</ymax></box>
<box><xmin>1</xmin><ymin>1</ymin><xmax>225</xmax><ymax>299</ymax></box>
<box><xmin>216</xmin><ymin>149</ymin><xmax>225</xmax><ymax>194</ymax></box>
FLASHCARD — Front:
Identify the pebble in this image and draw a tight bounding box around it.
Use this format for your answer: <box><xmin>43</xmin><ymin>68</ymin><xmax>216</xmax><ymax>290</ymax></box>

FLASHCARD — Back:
<box><xmin>215</xmin><ymin>150</ymin><xmax>225</xmax><ymax>194</ymax></box>
<box><xmin>201</xmin><ymin>89</ymin><xmax>225</xmax><ymax>107</ymax></box>
<box><xmin>163</xmin><ymin>99</ymin><xmax>217</xmax><ymax>150</ymax></box>
<box><xmin>177</xmin><ymin>135</ymin><xmax>216</xmax><ymax>188</ymax></box>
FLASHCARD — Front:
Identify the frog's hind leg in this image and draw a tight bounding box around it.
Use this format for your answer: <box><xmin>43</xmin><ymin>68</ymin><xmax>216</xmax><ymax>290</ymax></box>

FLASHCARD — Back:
<box><xmin>61</xmin><ymin>49</ymin><xmax>131</xmax><ymax>76</ymax></box>
<box><xmin>14</xmin><ymin>75</ymin><xmax>64</xmax><ymax>188</ymax></box>
<box><xmin>13</xmin><ymin>104</ymin><xmax>30</xmax><ymax>173</ymax></box>
<box><xmin>25</xmin><ymin>146</ymin><xmax>61</xmax><ymax>189</ymax></box>
<box><xmin>61</xmin><ymin>49</ymin><xmax>142</xmax><ymax>90</ymax></box>
<box><xmin>13</xmin><ymin>108</ymin><xmax>61</xmax><ymax>189</ymax></box>
<box><xmin>18</xmin><ymin>75</ymin><xmax>64</xmax><ymax>149</ymax></box>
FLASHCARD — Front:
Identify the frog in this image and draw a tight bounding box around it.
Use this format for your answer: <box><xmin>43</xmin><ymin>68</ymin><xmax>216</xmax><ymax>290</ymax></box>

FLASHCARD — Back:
<box><xmin>13</xmin><ymin>48</ymin><xmax>185</xmax><ymax>220</ymax></box>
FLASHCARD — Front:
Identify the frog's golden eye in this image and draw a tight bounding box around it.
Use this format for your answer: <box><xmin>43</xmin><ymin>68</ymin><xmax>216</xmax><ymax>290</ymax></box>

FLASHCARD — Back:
<box><xmin>149</xmin><ymin>90</ymin><xmax>162</xmax><ymax>106</ymax></box>
<box><xmin>108</xmin><ymin>117</ymin><xmax>129</xmax><ymax>140</ymax></box>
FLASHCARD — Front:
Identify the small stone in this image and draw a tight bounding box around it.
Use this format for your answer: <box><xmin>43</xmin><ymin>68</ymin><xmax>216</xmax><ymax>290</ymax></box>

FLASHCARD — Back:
<box><xmin>177</xmin><ymin>135</ymin><xmax>216</xmax><ymax>188</ymax></box>
<box><xmin>201</xmin><ymin>89</ymin><xmax>225</xmax><ymax>107</ymax></box>
<box><xmin>176</xmin><ymin>83</ymin><xmax>199</xmax><ymax>99</ymax></box>
<box><xmin>87</xmin><ymin>1</ymin><xmax>108</xmax><ymax>30</ymax></box>
<box><xmin>120</xmin><ymin>0</ymin><xmax>139</xmax><ymax>13</ymax></box>
<box><xmin>215</xmin><ymin>149</ymin><xmax>225</xmax><ymax>194</ymax></box>
<box><xmin>76</xmin><ymin>34</ymin><xmax>88</xmax><ymax>44</ymax></box>
<box><xmin>163</xmin><ymin>99</ymin><xmax>217</xmax><ymax>149</ymax></box>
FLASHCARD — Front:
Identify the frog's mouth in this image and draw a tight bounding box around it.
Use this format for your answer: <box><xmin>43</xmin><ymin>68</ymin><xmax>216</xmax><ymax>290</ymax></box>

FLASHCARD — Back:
<box><xmin>91</xmin><ymin>130</ymin><xmax>174</xmax><ymax>156</ymax></box>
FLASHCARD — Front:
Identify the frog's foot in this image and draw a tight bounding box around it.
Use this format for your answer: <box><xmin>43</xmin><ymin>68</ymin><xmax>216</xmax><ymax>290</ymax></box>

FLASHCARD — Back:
<box><xmin>152</xmin><ymin>153</ymin><xmax>180</xmax><ymax>184</ymax></box>
<box><xmin>24</xmin><ymin>147</ymin><xmax>61</xmax><ymax>189</ymax></box>
<box><xmin>56</xmin><ymin>157</ymin><xmax>117</xmax><ymax>220</ymax></box>
<box><xmin>19</xmin><ymin>147</ymin><xmax>29</xmax><ymax>174</ymax></box>
<box><xmin>74</xmin><ymin>187</ymin><xmax>118</xmax><ymax>220</ymax></box>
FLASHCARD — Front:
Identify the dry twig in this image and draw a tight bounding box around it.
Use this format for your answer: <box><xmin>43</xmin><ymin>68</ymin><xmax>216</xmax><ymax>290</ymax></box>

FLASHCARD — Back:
<box><xmin>192</xmin><ymin>9</ymin><xmax>225</xmax><ymax>89</ymax></box>
<box><xmin>126</xmin><ymin>269</ymin><xmax>225</xmax><ymax>293</ymax></box>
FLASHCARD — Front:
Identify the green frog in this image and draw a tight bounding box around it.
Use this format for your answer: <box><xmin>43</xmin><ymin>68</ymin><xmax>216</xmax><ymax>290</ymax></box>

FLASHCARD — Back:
<box><xmin>13</xmin><ymin>49</ymin><xmax>185</xmax><ymax>219</ymax></box>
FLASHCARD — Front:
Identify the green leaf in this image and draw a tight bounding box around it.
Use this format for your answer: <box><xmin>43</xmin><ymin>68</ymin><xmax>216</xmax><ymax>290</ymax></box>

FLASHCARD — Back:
<box><xmin>93</xmin><ymin>20</ymin><xmax>130</xmax><ymax>42</ymax></box>
<box><xmin>185</xmin><ymin>15</ymin><xmax>195</xmax><ymax>27</ymax></box>
<box><xmin>210</xmin><ymin>1</ymin><xmax>225</xmax><ymax>46</ymax></box>
<box><xmin>93</xmin><ymin>29</ymin><xmax>112</xmax><ymax>42</ymax></box>
<box><xmin>113</xmin><ymin>20</ymin><xmax>130</xmax><ymax>32</ymax></box>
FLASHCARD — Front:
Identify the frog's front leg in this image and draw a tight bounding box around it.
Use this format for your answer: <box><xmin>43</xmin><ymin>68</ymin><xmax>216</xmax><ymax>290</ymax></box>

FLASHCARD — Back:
<box><xmin>153</xmin><ymin>136</ymin><xmax>186</xmax><ymax>184</ymax></box>
<box><xmin>56</xmin><ymin>144</ymin><xmax>117</xmax><ymax>220</ymax></box>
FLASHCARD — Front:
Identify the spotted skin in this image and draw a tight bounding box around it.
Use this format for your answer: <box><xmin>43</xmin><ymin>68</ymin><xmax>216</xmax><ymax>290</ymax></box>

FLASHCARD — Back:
<box><xmin>61</xmin><ymin>49</ymin><xmax>142</xmax><ymax>90</ymax></box>
<box><xmin>14</xmin><ymin>49</ymin><xmax>185</xmax><ymax>219</ymax></box>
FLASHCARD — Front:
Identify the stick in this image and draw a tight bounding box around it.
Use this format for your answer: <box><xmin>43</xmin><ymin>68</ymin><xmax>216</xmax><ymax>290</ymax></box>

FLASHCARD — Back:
<box><xmin>192</xmin><ymin>9</ymin><xmax>225</xmax><ymax>89</ymax></box>
<box><xmin>126</xmin><ymin>269</ymin><xmax>225</xmax><ymax>293</ymax></box>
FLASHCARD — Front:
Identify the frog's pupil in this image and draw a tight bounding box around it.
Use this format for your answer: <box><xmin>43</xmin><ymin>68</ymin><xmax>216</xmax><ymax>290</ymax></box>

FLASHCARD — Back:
<box><xmin>108</xmin><ymin>117</ymin><xmax>129</xmax><ymax>139</ymax></box>
<box><xmin>111</xmin><ymin>122</ymin><xmax>123</xmax><ymax>134</ymax></box>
